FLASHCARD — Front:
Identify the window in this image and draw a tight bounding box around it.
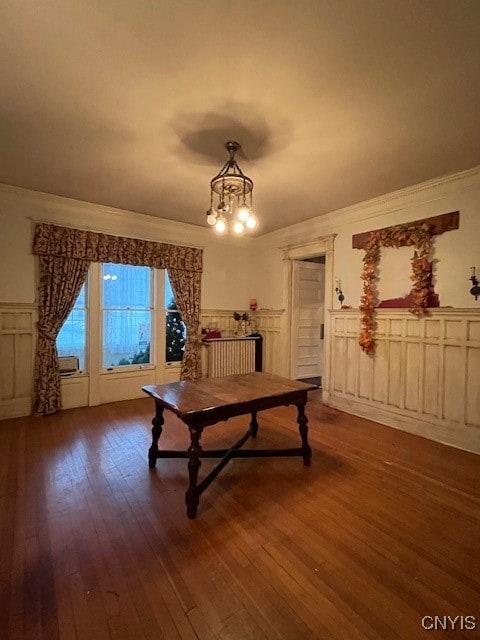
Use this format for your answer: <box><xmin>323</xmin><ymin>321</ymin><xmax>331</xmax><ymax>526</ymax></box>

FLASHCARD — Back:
<box><xmin>165</xmin><ymin>271</ymin><xmax>186</xmax><ymax>363</ymax></box>
<box><xmin>57</xmin><ymin>283</ymin><xmax>87</xmax><ymax>370</ymax></box>
<box><xmin>56</xmin><ymin>265</ymin><xmax>185</xmax><ymax>376</ymax></box>
<box><xmin>102</xmin><ymin>263</ymin><xmax>153</xmax><ymax>368</ymax></box>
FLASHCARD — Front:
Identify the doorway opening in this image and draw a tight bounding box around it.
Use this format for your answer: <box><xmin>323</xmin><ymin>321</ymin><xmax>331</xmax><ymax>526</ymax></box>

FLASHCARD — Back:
<box><xmin>281</xmin><ymin>233</ymin><xmax>336</xmax><ymax>394</ymax></box>
<box><xmin>291</xmin><ymin>256</ymin><xmax>325</xmax><ymax>388</ymax></box>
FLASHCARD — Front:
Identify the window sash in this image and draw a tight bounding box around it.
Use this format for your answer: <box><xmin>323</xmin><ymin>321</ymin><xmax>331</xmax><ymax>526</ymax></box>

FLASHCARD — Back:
<box><xmin>101</xmin><ymin>264</ymin><xmax>154</xmax><ymax>368</ymax></box>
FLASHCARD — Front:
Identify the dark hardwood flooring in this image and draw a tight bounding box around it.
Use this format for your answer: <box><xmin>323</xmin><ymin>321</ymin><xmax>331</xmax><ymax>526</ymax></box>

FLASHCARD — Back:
<box><xmin>1</xmin><ymin>390</ymin><xmax>479</xmax><ymax>639</ymax></box>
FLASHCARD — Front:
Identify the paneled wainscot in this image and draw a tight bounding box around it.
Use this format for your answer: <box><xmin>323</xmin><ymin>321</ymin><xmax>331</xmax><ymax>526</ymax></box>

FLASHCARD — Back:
<box><xmin>0</xmin><ymin>303</ymin><xmax>36</xmax><ymax>418</ymax></box>
<box><xmin>324</xmin><ymin>309</ymin><xmax>480</xmax><ymax>454</ymax></box>
<box><xmin>0</xmin><ymin>304</ymin><xmax>285</xmax><ymax>419</ymax></box>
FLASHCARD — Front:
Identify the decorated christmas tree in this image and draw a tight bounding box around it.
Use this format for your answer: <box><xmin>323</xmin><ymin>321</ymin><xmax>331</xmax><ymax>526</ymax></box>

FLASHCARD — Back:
<box><xmin>166</xmin><ymin>307</ymin><xmax>186</xmax><ymax>362</ymax></box>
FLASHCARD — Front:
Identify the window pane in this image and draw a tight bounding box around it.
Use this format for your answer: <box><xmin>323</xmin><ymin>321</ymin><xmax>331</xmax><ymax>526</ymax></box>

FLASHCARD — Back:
<box><xmin>103</xmin><ymin>310</ymin><xmax>151</xmax><ymax>367</ymax></box>
<box><xmin>102</xmin><ymin>263</ymin><xmax>151</xmax><ymax>309</ymax></box>
<box><xmin>102</xmin><ymin>264</ymin><xmax>153</xmax><ymax>368</ymax></box>
<box><xmin>164</xmin><ymin>271</ymin><xmax>177</xmax><ymax>310</ymax></box>
<box><xmin>74</xmin><ymin>285</ymin><xmax>85</xmax><ymax>308</ymax></box>
<box><xmin>57</xmin><ymin>284</ymin><xmax>86</xmax><ymax>370</ymax></box>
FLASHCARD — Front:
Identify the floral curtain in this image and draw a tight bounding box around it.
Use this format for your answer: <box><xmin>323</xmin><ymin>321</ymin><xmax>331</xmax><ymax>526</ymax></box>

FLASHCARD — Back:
<box><xmin>33</xmin><ymin>223</ymin><xmax>203</xmax><ymax>271</ymax></box>
<box><xmin>33</xmin><ymin>255</ymin><xmax>90</xmax><ymax>414</ymax></box>
<box><xmin>32</xmin><ymin>223</ymin><xmax>203</xmax><ymax>414</ymax></box>
<box><xmin>167</xmin><ymin>268</ymin><xmax>202</xmax><ymax>380</ymax></box>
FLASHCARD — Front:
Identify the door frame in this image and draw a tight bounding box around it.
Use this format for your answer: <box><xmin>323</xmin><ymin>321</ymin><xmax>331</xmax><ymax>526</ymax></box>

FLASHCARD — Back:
<box><xmin>291</xmin><ymin>259</ymin><xmax>325</xmax><ymax>380</ymax></box>
<box><xmin>280</xmin><ymin>234</ymin><xmax>336</xmax><ymax>388</ymax></box>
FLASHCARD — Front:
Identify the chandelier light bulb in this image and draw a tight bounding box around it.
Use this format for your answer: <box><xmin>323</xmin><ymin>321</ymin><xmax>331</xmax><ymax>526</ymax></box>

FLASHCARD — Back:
<box><xmin>245</xmin><ymin>215</ymin><xmax>257</xmax><ymax>229</ymax></box>
<box><xmin>237</xmin><ymin>204</ymin><xmax>250</xmax><ymax>222</ymax></box>
<box><xmin>206</xmin><ymin>209</ymin><xmax>217</xmax><ymax>225</ymax></box>
<box><xmin>233</xmin><ymin>220</ymin><xmax>244</xmax><ymax>234</ymax></box>
<box><xmin>215</xmin><ymin>217</ymin><xmax>226</xmax><ymax>233</ymax></box>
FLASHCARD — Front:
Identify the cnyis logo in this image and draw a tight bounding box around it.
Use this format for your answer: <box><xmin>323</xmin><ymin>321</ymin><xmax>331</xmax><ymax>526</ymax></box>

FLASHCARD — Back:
<box><xmin>421</xmin><ymin>615</ymin><xmax>477</xmax><ymax>631</ymax></box>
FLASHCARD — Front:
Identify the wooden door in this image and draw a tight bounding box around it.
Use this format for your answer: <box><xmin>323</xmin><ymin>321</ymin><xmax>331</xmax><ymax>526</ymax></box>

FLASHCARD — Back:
<box><xmin>291</xmin><ymin>260</ymin><xmax>325</xmax><ymax>380</ymax></box>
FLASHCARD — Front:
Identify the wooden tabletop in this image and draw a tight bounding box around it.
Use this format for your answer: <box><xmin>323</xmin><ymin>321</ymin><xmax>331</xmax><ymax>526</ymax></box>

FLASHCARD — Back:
<box><xmin>142</xmin><ymin>372</ymin><xmax>318</xmax><ymax>419</ymax></box>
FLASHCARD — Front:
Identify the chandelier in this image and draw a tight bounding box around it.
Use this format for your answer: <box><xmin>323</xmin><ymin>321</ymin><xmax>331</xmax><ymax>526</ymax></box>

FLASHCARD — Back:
<box><xmin>205</xmin><ymin>141</ymin><xmax>257</xmax><ymax>234</ymax></box>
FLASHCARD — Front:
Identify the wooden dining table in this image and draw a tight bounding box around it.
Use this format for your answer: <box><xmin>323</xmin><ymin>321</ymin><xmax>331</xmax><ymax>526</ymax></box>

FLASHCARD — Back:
<box><xmin>142</xmin><ymin>372</ymin><xmax>318</xmax><ymax>518</ymax></box>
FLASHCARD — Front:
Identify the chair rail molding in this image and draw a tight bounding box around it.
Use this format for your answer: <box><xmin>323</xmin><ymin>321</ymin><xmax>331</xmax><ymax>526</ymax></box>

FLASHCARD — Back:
<box><xmin>326</xmin><ymin>308</ymin><xmax>480</xmax><ymax>454</ymax></box>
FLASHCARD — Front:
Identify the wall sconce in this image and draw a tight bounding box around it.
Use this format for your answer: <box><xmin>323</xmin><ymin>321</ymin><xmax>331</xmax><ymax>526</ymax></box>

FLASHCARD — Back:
<box><xmin>470</xmin><ymin>267</ymin><xmax>480</xmax><ymax>301</ymax></box>
<box><xmin>335</xmin><ymin>278</ymin><xmax>344</xmax><ymax>304</ymax></box>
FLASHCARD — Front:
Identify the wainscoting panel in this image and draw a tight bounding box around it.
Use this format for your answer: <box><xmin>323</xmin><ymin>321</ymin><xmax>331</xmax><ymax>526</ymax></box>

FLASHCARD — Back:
<box><xmin>325</xmin><ymin>309</ymin><xmax>480</xmax><ymax>454</ymax></box>
<box><xmin>0</xmin><ymin>303</ymin><xmax>36</xmax><ymax>418</ymax></box>
<box><xmin>0</xmin><ymin>305</ymin><xmax>285</xmax><ymax>420</ymax></box>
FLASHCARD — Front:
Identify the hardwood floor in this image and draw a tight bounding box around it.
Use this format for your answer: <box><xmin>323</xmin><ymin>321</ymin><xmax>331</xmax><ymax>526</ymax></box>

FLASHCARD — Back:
<box><xmin>1</xmin><ymin>391</ymin><xmax>479</xmax><ymax>639</ymax></box>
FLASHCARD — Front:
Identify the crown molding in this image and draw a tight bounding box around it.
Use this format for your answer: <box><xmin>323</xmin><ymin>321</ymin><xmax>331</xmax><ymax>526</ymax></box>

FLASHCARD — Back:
<box><xmin>2</xmin><ymin>164</ymin><xmax>479</xmax><ymax>247</ymax></box>
<box><xmin>256</xmin><ymin>164</ymin><xmax>480</xmax><ymax>247</ymax></box>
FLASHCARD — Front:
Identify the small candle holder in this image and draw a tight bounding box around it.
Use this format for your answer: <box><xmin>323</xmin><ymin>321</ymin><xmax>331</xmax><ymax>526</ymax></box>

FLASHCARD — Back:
<box><xmin>335</xmin><ymin>278</ymin><xmax>344</xmax><ymax>304</ymax></box>
<box><xmin>470</xmin><ymin>267</ymin><xmax>480</xmax><ymax>301</ymax></box>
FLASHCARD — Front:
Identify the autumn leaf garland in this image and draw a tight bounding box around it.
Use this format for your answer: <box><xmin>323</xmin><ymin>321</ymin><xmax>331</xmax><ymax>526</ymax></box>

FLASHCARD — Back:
<box><xmin>359</xmin><ymin>223</ymin><xmax>434</xmax><ymax>355</ymax></box>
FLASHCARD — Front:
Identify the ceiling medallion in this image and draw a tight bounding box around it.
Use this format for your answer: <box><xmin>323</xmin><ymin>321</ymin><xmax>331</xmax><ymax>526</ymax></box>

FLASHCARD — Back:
<box><xmin>205</xmin><ymin>141</ymin><xmax>257</xmax><ymax>234</ymax></box>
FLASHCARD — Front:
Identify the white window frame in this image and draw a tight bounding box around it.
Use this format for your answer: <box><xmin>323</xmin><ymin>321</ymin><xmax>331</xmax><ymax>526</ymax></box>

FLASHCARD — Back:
<box><xmin>100</xmin><ymin>263</ymin><xmax>155</xmax><ymax>373</ymax></box>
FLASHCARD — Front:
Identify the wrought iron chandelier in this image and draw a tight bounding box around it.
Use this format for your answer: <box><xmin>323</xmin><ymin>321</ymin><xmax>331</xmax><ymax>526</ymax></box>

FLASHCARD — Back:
<box><xmin>205</xmin><ymin>141</ymin><xmax>257</xmax><ymax>234</ymax></box>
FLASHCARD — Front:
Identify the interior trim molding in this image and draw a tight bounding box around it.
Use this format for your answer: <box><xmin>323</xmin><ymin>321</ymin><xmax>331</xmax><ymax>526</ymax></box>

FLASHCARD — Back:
<box><xmin>257</xmin><ymin>164</ymin><xmax>480</xmax><ymax>246</ymax></box>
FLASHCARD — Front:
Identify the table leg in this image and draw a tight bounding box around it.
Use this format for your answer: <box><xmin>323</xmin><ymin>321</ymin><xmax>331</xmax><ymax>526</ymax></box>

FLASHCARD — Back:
<box><xmin>296</xmin><ymin>401</ymin><xmax>312</xmax><ymax>466</ymax></box>
<box><xmin>148</xmin><ymin>402</ymin><xmax>164</xmax><ymax>468</ymax></box>
<box><xmin>250</xmin><ymin>411</ymin><xmax>259</xmax><ymax>438</ymax></box>
<box><xmin>185</xmin><ymin>425</ymin><xmax>203</xmax><ymax>518</ymax></box>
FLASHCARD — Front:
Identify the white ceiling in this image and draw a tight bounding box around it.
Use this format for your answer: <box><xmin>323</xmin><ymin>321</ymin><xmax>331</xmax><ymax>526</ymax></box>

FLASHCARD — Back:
<box><xmin>1</xmin><ymin>0</ymin><xmax>480</xmax><ymax>235</ymax></box>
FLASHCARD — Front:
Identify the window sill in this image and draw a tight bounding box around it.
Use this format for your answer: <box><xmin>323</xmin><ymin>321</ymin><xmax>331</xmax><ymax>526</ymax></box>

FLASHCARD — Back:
<box><xmin>101</xmin><ymin>365</ymin><xmax>155</xmax><ymax>375</ymax></box>
<box><xmin>165</xmin><ymin>362</ymin><xmax>182</xmax><ymax>369</ymax></box>
<box><xmin>60</xmin><ymin>372</ymin><xmax>88</xmax><ymax>382</ymax></box>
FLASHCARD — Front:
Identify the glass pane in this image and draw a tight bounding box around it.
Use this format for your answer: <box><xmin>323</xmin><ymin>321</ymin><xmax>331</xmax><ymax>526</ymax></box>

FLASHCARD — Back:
<box><xmin>57</xmin><ymin>283</ymin><xmax>87</xmax><ymax>371</ymax></box>
<box><xmin>102</xmin><ymin>263</ymin><xmax>151</xmax><ymax>309</ymax></box>
<box><xmin>57</xmin><ymin>309</ymin><xmax>86</xmax><ymax>370</ymax></box>
<box><xmin>73</xmin><ymin>284</ymin><xmax>86</xmax><ymax>308</ymax></box>
<box><xmin>103</xmin><ymin>310</ymin><xmax>151</xmax><ymax>367</ymax></box>
<box><xmin>165</xmin><ymin>311</ymin><xmax>186</xmax><ymax>362</ymax></box>
<box><xmin>164</xmin><ymin>271</ymin><xmax>177</xmax><ymax>310</ymax></box>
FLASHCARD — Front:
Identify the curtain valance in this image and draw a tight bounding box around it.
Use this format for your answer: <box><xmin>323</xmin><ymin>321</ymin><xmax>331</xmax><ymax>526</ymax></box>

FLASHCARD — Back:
<box><xmin>33</xmin><ymin>223</ymin><xmax>203</xmax><ymax>272</ymax></box>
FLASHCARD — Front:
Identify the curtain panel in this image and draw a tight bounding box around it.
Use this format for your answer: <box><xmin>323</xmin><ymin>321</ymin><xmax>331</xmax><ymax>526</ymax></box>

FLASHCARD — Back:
<box><xmin>34</xmin><ymin>255</ymin><xmax>91</xmax><ymax>415</ymax></box>
<box><xmin>167</xmin><ymin>268</ymin><xmax>202</xmax><ymax>380</ymax></box>
<box><xmin>32</xmin><ymin>223</ymin><xmax>203</xmax><ymax>415</ymax></box>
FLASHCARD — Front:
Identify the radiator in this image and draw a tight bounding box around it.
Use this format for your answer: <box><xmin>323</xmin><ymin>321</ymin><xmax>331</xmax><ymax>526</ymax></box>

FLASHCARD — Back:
<box><xmin>205</xmin><ymin>338</ymin><xmax>256</xmax><ymax>377</ymax></box>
